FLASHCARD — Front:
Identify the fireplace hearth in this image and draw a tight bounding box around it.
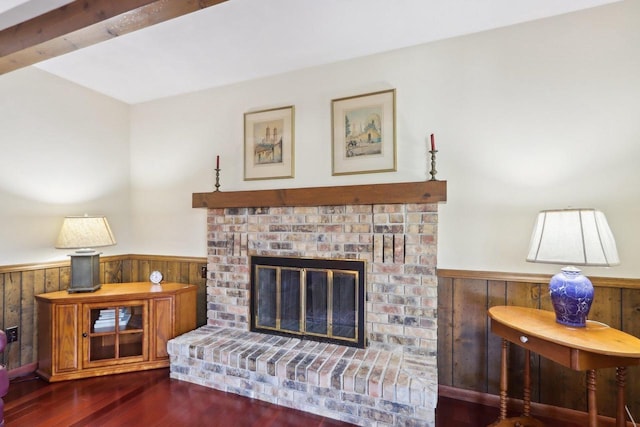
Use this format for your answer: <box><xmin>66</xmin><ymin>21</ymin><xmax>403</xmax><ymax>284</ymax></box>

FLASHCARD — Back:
<box><xmin>251</xmin><ymin>256</ymin><xmax>366</xmax><ymax>348</ymax></box>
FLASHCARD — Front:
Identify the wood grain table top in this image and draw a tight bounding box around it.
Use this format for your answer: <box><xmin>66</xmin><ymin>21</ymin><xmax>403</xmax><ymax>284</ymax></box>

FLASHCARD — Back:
<box><xmin>488</xmin><ymin>306</ymin><xmax>640</xmax><ymax>358</ymax></box>
<box><xmin>35</xmin><ymin>282</ymin><xmax>195</xmax><ymax>302</ymax></box>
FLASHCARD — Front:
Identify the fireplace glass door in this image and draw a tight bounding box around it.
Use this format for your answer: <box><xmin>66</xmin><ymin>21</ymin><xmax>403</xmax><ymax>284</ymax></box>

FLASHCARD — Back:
<box><xmin>331</xmin><ymin>271</ymin><xmax>358</xmax><ymax>339</ymax></box>
<box><xmin>251</xmin><ymin>256</ymin><xmax>365</xmax><ymax>348</ymax></box>
<box><xmin>255</xmin><ymin>267</ymin><xmax>302</xmax><ymax>333</ymax></box>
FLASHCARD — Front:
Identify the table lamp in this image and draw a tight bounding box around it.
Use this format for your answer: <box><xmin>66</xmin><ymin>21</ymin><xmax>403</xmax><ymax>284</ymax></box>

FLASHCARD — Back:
<box><xmin>526</xmin><ymin>208</ymin><xmax>619</xmax><ymax>327</ymax></box>
<box><xmin>56</xmin><ymin>215</ymin><xmax>117</xmax><ymax>293</ymax></box>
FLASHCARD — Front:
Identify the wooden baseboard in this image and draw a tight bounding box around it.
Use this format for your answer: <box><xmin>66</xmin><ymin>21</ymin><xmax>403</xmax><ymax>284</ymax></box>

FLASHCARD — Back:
<box><xmin>438</xmin><ymin>385</ymin><xmax>634</xmax><ymax>427</ymax></box>
<box><xmin>8</xmin><ymin>362</ymin><xmax>37</xmax><ymax>380</ymax></box>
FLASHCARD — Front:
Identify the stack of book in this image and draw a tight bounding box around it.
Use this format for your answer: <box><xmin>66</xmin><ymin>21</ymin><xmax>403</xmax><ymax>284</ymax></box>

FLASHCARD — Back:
<box><xmin>93</xmin><ymin>307</ymin><xmax>132</xmax><ymax>332</ymax></box>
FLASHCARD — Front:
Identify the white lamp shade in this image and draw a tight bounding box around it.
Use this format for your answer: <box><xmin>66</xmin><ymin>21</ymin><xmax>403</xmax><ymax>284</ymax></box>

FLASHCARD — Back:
<box><xmin>526</xmin><ymin>209</ymin><xmax>619</xmax><ymax>267</ymax></box>
<box><xmin>55</xmin><ymin>216</ymin><xmax>117</xmax><ymax>249</ymax></box>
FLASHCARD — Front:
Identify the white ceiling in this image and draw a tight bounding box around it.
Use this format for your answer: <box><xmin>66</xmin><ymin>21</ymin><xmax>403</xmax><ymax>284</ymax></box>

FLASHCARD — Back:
<box><xmin>0</xmin><ymin>0</ymin><xmax>73</xmax><ymax>30</ymax></box>
<box><xmin>2</xmin><ymin>0</ymin><xmax>619</xmax><ymax>104</ymax></box>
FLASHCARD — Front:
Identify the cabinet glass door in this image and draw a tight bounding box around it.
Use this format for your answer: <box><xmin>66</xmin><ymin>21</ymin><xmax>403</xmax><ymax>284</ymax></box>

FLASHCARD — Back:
<box><xmin>84</xmin><ymin>301</ymin><xmax>147</xmax><ymax>366</ymax></box>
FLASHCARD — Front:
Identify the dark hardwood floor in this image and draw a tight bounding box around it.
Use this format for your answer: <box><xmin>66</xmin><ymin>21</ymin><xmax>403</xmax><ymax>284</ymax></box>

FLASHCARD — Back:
<box><xmin>4</xmin><ymin>368</ymin><xmax>583</xmax><ymax>426</ymax></box>
<box><xmin>436</xmin><ymin>395</ymin><xmax>585</xmax><ymax>427</ymax></box>
<box><xmin>4</xmin><ymin>369</ymin><xmax>352</xmax><ymax>427</ymax></box>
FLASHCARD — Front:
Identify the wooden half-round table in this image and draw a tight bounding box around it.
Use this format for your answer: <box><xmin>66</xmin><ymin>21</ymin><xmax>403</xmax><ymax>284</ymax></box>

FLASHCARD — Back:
<box><xmin>488</xmin><ymin>305</ymin><xmax>640</xmax><ymax>427</ymax></box>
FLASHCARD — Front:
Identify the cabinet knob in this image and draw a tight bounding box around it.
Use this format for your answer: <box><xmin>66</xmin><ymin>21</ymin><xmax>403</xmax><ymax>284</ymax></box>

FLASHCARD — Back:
<box><xmin>519</xmin><ymin>335</ymin><xmax>528</xmax><ymax>343</ymax></box>
<box><xmin>82</xmin><ymin>332</ymin><xmax>88</xmax><ymax>338</ymax></box>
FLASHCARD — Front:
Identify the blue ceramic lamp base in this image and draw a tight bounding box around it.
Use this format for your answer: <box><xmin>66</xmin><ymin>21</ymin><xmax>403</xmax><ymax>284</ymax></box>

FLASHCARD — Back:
<box><xmin>549</xmin><ymin>266</ymin><xmax>594</xmax><ymax>328</ymax></box>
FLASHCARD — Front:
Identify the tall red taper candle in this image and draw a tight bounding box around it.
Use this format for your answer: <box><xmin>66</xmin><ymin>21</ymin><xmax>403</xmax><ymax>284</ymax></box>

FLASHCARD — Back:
<box><xmin>430</xmin><ymin>134</ymin><xmax>435</xmax><ymax>151</ymax></box>
<box><xmin>216</xmin><ymin>155</ymin><xmax>220</xmax><ymax>169</ymax></box>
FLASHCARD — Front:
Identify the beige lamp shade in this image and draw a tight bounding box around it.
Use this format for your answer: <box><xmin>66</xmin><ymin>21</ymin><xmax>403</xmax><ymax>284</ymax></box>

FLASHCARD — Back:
<box><xmin>526</xmin><ymin>208</ymin><xmax>619</xmax><ymax>267</ymax></box>
<box><xmin>56</xmin><ymin>215</ymin><xmax>117</xmax><ymax>250</ymax></box>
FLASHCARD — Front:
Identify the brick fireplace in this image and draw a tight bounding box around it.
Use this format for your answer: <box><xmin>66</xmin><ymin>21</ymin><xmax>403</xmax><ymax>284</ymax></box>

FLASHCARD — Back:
<box><xmin>168</xmin><ymin>182</ymin><xmax>444</xmax><ymax>426</ymax></box>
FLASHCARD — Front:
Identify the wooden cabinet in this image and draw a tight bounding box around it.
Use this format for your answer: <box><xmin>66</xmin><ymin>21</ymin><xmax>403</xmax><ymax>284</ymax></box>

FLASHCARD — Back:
<box><xmin>36</xmin><ymin>282</ymin><xmax>196</xmax><ymax>382</ymax></box>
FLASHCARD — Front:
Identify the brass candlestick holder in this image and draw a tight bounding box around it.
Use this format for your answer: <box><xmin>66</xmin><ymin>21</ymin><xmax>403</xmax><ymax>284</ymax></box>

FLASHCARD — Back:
<box><xmin>215</xmin><ymin>168</ymin><xmax>221</xmax><ymax>192</ymax></box>
<box><xmin>429</xmin><ymin>150</ymin><xmax>438</xmax><ymax>181</ymax></box>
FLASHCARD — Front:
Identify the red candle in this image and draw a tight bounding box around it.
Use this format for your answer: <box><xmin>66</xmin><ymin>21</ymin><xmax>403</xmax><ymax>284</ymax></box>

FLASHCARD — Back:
<box><xmin>430</xmin><ymin>134</ymin><xmax>436</xmax><ymax>151</ymax></box>
<box><xmin>216</xmin><ymin>155</ymin><xmax>220</xmax><ymax>169</ymax></box>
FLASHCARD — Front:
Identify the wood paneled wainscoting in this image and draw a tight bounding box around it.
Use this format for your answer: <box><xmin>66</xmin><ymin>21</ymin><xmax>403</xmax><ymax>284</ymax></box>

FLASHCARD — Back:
<box><xmin>437</xmin><ymin>269</ymin><xmax>640</xmax><ymax>422</ymax></box>
<box><xmin>0</xmin><ymin>254</ymin><xmax>207</xmax><ymax>374</ymax></box>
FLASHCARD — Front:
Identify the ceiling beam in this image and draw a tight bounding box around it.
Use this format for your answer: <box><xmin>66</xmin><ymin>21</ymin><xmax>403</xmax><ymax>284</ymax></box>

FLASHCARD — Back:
<box><xmin>0</xmin><ymin>0</ymin><xmax>229</xmax><ymax>74</ymax></box>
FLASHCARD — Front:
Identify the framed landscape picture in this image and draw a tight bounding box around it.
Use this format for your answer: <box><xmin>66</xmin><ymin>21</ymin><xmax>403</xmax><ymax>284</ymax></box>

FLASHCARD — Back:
<box><xmin>331</xmin><ymin>89</ymin><xmax>396</xmax><ymax>175</ymax></box>
<box><xmin>244</xmin><ymin>106</ymin><xmax>295</xmax><ymax>180</ymax></box>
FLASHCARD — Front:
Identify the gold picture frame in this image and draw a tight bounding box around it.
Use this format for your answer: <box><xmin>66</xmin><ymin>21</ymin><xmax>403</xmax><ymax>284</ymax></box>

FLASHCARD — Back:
<box><xmin>244</xmin><ymin>106</ymin><xmax>295</xmax><ymax>180</ymax></box>
<box><xmin>331</xmin><ymin>89</ymin><xmax>396</xmax><ymax>175</ymax></box>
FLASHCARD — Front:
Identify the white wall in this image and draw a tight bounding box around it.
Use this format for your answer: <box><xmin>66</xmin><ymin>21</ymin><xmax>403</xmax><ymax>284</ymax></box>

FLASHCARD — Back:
<box><xmin>0</xmin><ymin>68</ymin><xmax>132</xmax><ymax>264</ymax></box>
<box><xmin>130</xmin><ymin>1</ymin><xmax>639</xmax><ymax>278</ymax></box>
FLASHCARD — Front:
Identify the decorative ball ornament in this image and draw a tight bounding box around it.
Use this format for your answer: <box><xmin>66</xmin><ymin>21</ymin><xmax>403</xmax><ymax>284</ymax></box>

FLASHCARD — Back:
<box><xmin>549</xmin><ymin>266</ymin><xmax>594</xmax><ymax>327</ymax></box>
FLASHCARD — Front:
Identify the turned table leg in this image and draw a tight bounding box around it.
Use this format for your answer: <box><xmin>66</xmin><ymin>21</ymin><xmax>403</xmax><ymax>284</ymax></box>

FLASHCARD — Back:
<box><xmin>523</xmin><ymin>349</ymin><xmax>531</xmax><ymax>418</ymax></box>
<box><xmin>499</xmin><ymin>338</ymin><xmax>508</xmax><ymax>420</ymax></box>
<box><xmin>587</xmin><ymin>369</ymin><xmax>598</xmax><ymax>427</ymax></box>
<box><xmin>616</xmin><ymin>367</ymin><xmax>626</xmax><ymax>427</ymax></box>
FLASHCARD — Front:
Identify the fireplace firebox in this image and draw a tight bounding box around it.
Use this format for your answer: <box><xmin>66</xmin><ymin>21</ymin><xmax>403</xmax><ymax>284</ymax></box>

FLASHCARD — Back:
<box><xmin>250</xmin><ymin>256</ymin><xmax>365</xmax><ymax>348</ymax></box>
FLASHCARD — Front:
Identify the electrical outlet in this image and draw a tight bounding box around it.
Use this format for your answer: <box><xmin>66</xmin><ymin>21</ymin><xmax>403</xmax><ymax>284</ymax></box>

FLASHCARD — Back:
<box><xmin>200</xmin><ymin>266</ymin><xmax>207</xmax><ymax>279</ymax></box>
<box><xmin>5</xmin><ymin>326</ymin><xmax>18</xmax><ymax>343</ymax></box>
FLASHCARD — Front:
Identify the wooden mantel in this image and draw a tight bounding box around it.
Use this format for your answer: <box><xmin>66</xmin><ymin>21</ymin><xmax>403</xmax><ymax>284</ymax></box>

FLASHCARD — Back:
<box><xmin>192</xmin><ymin>180</ymin><xmax>446</xmax><ymax>209</ymax></box>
